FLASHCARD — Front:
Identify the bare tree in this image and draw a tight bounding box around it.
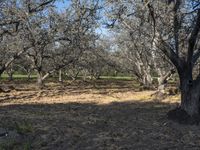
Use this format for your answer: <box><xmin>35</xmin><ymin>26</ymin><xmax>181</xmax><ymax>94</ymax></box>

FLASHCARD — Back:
<box><xmin>138</xmin><ymin>0</ymin><xmax>200</xmax><ymax>122</ymax></box>
<box><xmin>0</xmin><ymin>0</ymin><xmax>56</xmax><ymax>77</ymax></box>
<box><xmin>104</xmin><ymin>0</ymin><xmax>200</xmax><ymax>123</ymax></box>
<box><xmin>104</xmin><ymin>0</ymin><xmax>174</xmax><ymax>90</ymax></box>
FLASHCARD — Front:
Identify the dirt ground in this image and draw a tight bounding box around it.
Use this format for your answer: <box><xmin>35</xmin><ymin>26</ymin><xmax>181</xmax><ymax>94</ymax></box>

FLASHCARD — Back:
<box><xmin>0</xmin><ymin>79</ymin><xmax>200</xmax><ymax>150</ymax></box>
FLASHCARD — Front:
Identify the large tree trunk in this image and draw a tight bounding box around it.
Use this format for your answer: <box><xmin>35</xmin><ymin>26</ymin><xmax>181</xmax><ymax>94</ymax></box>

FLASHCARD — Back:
<box><xmin>179</xmin><ymin>74</ymin><xmax>200</xmax><ymax>116</ymax></box>
<box><xmin>168</xmin><ymin>69</ymin><xmax>200</xmax><ymax>124</ymax></box>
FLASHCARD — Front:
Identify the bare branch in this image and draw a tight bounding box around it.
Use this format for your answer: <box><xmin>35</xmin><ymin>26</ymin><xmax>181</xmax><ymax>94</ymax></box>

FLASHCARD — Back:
<box><xmin>187</xmin><ymin>9</ymin><xmax>200</xmax><ymax>63</ymax></box>
<box><xmin>192</xmin><ymin>48</ymin><xmax>200</xmax><ymax>64</ymax></box>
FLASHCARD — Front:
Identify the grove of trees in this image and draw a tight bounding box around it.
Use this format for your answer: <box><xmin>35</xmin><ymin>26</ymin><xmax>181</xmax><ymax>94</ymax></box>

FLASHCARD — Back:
<box><xmin>1</xmin><ymin>0</ymin><xmax>200</xmax><ymax>124</ymax></box>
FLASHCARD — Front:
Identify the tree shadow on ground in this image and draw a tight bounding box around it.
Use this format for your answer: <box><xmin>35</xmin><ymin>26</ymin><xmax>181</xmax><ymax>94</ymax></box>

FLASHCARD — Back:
<box><xmin>0</xmin><ymin>101</ymin><xmax>200</xmax><ymax>150</ymax></box>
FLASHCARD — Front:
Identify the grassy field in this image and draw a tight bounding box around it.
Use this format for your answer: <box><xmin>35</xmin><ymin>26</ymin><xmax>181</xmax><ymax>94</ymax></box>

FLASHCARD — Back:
<box><xmin>99</xmin><ymin>76</ymin><xmax>134</xmax><ymax>80</ymax></box>
<box><xmin>1</xmin><ymin>74</ymin><xmax>134</xmax><ymax>80</ymax></box>
<box><xmin>0</xmin><ymin>78</ymin><xmax>199</xmax><ymax>150</ymax></box>
<box><xmin>1</xmin><ymin>74</ymin><xmax>37</xmax><ymax>79</ymax></box>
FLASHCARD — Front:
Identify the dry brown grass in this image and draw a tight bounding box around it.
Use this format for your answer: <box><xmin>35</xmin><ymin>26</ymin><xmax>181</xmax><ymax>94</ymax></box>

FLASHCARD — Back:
<box><xmin>1</xmin><ymin>79</ymin><xmax>199</xmax><ymax>150</ymax></box>
<box><xmin>0</xmin><ymin>80</ymin><xmax>180</xmax><ymax>105</ymax></box>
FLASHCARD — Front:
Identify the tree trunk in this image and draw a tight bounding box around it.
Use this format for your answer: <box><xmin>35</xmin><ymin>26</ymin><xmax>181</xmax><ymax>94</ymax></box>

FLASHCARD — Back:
<box><xmin>179</xmin><ymin>75</ymin><xmax>200</xmax><ymax>116</ymax></box>
<box><xmin>168</xmin><ymin>70</ymin><xmax>200</xmax><ymax>124</ymax></box>
<box><xmin>37</xmin><ymin>71</ymin><xmax>43</xmax><ymax>89</ymax></box>
<box><xmin>0</xmin><ymin>66</ymin><xmax>5</xmax><ymax>78</ymax></box>
<box><xmin>27</xmin><ymin>71</ymin><xmax>31</xmax><ymax>81</ymax></box>
<box><xmin>59</xmin><ymin>69</ymin><xmax>62</xmax><ymax>82</ymax></box>
<box><xmin>83</xmin><ymin>74</ymin><xmax>87</xmax><ymax>81</ymax></box>
<box><xmin>158</xmin><ymin>69</ymin><xmax>175</xmax><ymax>93</ymax></box>
<box><xmin>74</xmin><ymin>71</ymin><xmax>80</xmax><ymax>80</ymax></box>
<box><xmin>8</xmin><ymin>73</ymin><xmax>13</xmax><ymax>81</ymax></box>
<box><xmin>142</xmin><ymin>73</ymin><xmax>153</xmax><ymax>89</ymax></box>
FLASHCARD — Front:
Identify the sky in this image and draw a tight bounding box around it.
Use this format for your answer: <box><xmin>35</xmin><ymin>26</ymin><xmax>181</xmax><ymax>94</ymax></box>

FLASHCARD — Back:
<box><xmin>54</xmin><ymin>0</ymin><xmax>108</xmax><ymax>36</ymax></box>
<box><xmin>54</xmin><ymin>0</ymin><xmax>71</xmax><ymax>12</ymax></box>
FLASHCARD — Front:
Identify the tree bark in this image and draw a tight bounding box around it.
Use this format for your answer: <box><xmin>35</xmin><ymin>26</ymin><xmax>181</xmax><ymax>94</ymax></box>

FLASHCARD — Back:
<box><xmin>167</xmin><ymin>68</ymin><xmax>200</xmax><ymax>124</ymax></box>
<box><xmin>158</xmin><ymin>69</ymin><xmax>175</xmax><ymax>93</ymax></box>
<box><xmin>59</xmin><ymin>69</ymin><xmax>62</xmax><ymax>82</ymax></box>
<box><xmin>143</xmin><ymin>75</ymin><xmax>152</xmax><ymax>87</ymax></box>
<box><xmin>0</xmin><ymin>66</ymin><xmax>5</xmax><ymax>78</ymax></box>
<box><xmin>8</xmin><ymin>73</ymin><xmax>13</xmax><ymax>81</ymax></box>
<box><xmin>142</xmin><ymin>70</ymin><xmax>153</xmax><ymax>88</ymax></box>
<box><xmin>27</xmin><ymin>71</ymin><xmax>31</xmax><ymax>81</ymax></box>
<box><xmin>37</xmin><ymin>71</ymin><xmax>43</xmax><ymax>89</ymax></box>
<box><xmin>179</xmin><ymin>73</ymin><xmax>200</xmax><ymax>116</ymax></box>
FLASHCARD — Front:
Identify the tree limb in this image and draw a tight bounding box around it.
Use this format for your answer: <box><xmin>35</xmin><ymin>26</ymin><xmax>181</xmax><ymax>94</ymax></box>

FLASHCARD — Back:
<box><xmin>187</xmin><ymin>9</ymin><xmax>200</xmax><ymax>63</ymax></box>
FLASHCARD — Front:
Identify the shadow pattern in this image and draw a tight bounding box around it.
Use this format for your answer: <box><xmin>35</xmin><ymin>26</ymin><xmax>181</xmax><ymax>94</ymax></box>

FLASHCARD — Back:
<box><xmin>0</xmin><ymin>101</ymin><xmax>200</xmax><ymax>150</ymax></box>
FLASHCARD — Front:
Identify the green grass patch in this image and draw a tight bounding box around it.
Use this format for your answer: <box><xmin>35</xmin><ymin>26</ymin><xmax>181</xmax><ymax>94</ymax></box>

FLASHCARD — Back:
<box><xmin>99</xmin><ymin>76</ymin><xmax>134</xmax><ymax>81</ymax></box>
<box><xmin>1</xmin><ymin>74</ymin><xmax>37</xmax><ymax>79</ymax></box>
<box><xmin>0</xmin><ymin>73</ymin><xmax>138</xmax><ymax>83</ymax></box>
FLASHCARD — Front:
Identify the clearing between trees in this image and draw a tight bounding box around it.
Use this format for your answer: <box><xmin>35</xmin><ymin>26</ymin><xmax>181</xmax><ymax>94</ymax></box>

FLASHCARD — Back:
<box><xmin>0</xmin><ymin>79</ymin><xmax>200</xmax><ymax>150</ymax></box>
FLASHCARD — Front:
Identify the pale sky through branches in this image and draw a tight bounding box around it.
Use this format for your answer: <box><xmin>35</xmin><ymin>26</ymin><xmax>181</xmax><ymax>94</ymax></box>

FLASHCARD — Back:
<box><xmin>55</xmin><ymin>0</ymin><xmax>108</xmax><ymax>36</ymax></box>
<box><xmin>55</xmin><ymin>0</ymin><xmax>71</xmax><ymax>12</ymax></box>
